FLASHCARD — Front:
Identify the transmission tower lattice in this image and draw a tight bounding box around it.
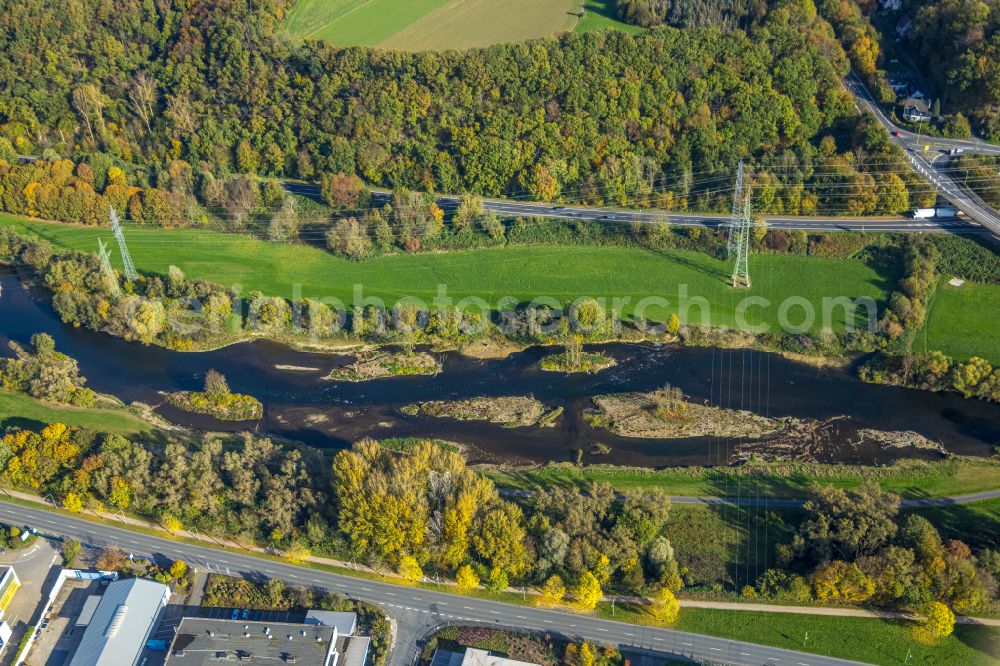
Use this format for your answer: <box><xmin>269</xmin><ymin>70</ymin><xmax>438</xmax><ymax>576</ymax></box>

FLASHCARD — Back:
<box><xmin>726</xmin><ymin>160</ymin><xmax>745</xmax><ymax>257</ymax></box>
<box><xmin>730</xmin><ymin>192</ymin><xmax>754</xmax><ymax>288</ymax></box>
<box><xmin>109</xmin><ymin>207</ymin><xmax>138</xmax><ymax>282</ymax></box>
<box><xmin>97</xmin><ymin>238</ymin><xmax>121</xmax><ymax>298</ymax></box>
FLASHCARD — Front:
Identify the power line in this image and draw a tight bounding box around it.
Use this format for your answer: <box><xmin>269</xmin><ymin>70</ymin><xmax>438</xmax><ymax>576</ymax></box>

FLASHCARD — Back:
<box><xmin>110</xmin><ymin>207</ymin><xmax>139</xmax><ymax>282</ymax></box>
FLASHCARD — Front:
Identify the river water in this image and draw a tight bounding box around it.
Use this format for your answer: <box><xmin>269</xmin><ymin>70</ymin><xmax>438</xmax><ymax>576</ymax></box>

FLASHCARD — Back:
<box><xmin>0</xmin><ymin>271</ymin><xmax>997</xmax><ymax>467</ymax></box>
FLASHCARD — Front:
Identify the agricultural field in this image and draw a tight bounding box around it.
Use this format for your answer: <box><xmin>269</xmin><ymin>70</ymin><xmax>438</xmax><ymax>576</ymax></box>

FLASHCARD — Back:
<box><xmin>282</xmin><ymin>0</ymin><xmax>582</xmax><ymax>51</ymax></box>
<box><xmin>0</xmin><ymin>215</ymin><xmax>893</xmax><ymax>333</ymax></box>
<box><xmin>919</xmin><ymin>280</ymin><xmax>1000</xmax><ymax>364</ymax></box>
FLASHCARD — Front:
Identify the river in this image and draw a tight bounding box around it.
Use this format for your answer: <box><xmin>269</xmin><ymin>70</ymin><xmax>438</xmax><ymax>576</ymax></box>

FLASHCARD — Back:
<box><xmin>0</xmin><ymin>270</ymin><xmax>997</xmax><ymax>467</ymax></box>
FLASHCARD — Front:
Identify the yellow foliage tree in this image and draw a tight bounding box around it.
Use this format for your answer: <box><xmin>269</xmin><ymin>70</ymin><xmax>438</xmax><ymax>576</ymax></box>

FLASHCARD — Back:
<box><xmin>169</xmin><ymin>559</ymin><xmax>188</xmax><ymax>579</ymax></box>
<box><xmin>455</xmin><ymin>564</ymin><xmax>480</xmax><ymax>593</ymax></box>
<box><xmin>285</xmin><ymin>543</ymin><xmax>312</xmax><ymax>565</ymax></box>
<box><xmin>398</xmin><ymin>554</ymin><xmax>423</xmax><ymax>583</ymax></box>
<box><xmin>539</xmin><ymin>574</ymin><xmax>566</xmax><ymax>606</ymax></box>
<box><xmin>63</xmin><ymin>492</ymin><xmax>84</xmax><ymax>513</ymax></box>
<box><xmin>666</xmin><ymin>313</ymin><xmax>681</xmax><ymax>335</ymax></box>
<box><xmin>573</xmin><ymin>571</ymin><xmax>603</xmax><ymax>611</ymax></box>
<box><xmin>915</xmin><ymin>601</ymin><xmax>955</xmax><ymax>643</ymax></box>
<box><xmin>650</xmin><ymin>586</ymin><xmax>680</xmax><ymax>625</ymax></box>
<box><xmin>162</xmin><ymin>515</ymin><xmax>183</xmax><ymax>533</ymax></box>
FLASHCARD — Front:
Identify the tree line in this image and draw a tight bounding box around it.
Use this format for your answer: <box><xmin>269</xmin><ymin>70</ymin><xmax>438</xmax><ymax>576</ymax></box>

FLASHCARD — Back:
<box><xmin>0</xmin><ymin>426</ymin><xmax>995</xmax><ymax>622</ymax></box>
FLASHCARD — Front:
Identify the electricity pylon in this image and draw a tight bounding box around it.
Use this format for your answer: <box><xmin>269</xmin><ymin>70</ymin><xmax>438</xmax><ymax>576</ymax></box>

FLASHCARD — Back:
<box><xmin>726</xmin><ymin>160</ymin><xmax>745</xmax><ymax>257</ymax></box>
<box><xmin>97</xmin><ymin>238</ymin><xmax>121</xmax><ymax>298</ymax></box>
<box><xmin>730</xmin><ymin>193</ymin><xmax>754</xmax><ymax>288</ymax></box>
<box><xmin>109</xmin><ymin>207</ymin><xmax>138</xmax><ymax>282</ymax></box>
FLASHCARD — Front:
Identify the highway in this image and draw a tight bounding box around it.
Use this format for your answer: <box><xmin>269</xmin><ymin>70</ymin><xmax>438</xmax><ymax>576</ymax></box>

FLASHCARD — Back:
<box><xmin>844</xmin><ymin>72</ymin><xmax>1000</xmax><ymax>237</ymax></box>
<box><xmin>0</xmin><ymin>500</ymin><xmax>872</xmax><ymax>666</ymax></box>
<box><xmin>282</xmin><ymin>183</ymin><xmax>982</xmax><ymax>235</ymax></box>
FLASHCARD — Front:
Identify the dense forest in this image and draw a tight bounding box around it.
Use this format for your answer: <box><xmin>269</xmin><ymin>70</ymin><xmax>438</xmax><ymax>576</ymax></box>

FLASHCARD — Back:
<box><xmin>0</xmin><ymin>0</ymin><xmax>933</xmax><ymax>214</ymax></box>
<box><xmin>615</xmin><ymin>0</ymin><xmax>766</xmax><ymax>30</ymax></box>
<box><xmin>902</xmin><ymin>0</ymin><xmax>1000</xmax><ymax>140</ymax></box>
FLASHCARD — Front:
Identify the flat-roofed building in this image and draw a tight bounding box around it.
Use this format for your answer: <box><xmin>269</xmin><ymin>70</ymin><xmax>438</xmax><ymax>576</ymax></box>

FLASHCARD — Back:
<box><xmin>68</xmin><ymin>577</ymin><xmax>171</xmax><ymax>666</ymax></box>
<box><xmin>168</xmin><ymin>617</ymin><xmax>364</xmax><ymax>666</ymax></box>
<box><xmin>431</xmin><ymin>647</ymin><xmax>541</xmax><ymax>666</ymax></box>
<box><xmin>0</xmin><ymin>567</ymin><xmax>20</xmax><ymax>619</ymax></box>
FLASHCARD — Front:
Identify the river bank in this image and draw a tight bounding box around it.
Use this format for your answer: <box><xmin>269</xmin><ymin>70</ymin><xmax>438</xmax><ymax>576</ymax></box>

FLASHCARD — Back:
<box><xmin>1</xmin><ymin>271</ymin><xmax>997</xmax><ymax>468</ymax></box>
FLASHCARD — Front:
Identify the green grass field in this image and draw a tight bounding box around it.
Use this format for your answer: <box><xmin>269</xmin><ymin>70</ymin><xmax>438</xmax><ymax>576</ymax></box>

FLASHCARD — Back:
<box><xmin>0</xmin><ymin>215</ymin><xmax>894</xmax><ymax>333</ymax></box>
<box><xmin>908</xmin><ymin>497</ymin><xmax>1000</xmax><ymax>551</ymax></box>
<box><xmin>488</xmin><ymin>458</ymin><xmax>1000</xmax><ymax>500</ymax></box>
<box><xmin>282</xmin><ymin>0</ymin><xmax>581</xmax><ymax>50</ymax></box>
<box><xmin>574</xmin><ymin>0</ymin><xmax>644</xmax><ymax>34</ymax></box>
<box><xmin>0</xmin><ymin>391</ymin><xmax>151</xmax><ymax>435</ymax></box>
<box><xmin>603</xmin><ymin>604</ymin><xmax>1000</xmax><ymax>666</ymax></box>
<box><xmin>919</xmin><ymin>280</ymin><xmax>1000</xmax><ymax>363</ymax></box>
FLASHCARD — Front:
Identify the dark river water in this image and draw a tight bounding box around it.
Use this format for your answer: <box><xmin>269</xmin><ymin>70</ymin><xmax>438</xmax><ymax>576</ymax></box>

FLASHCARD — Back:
<box><xmin>1</xmin><ymin>270</ymin><xmax>997</xmax><ymax>467</ymax></box>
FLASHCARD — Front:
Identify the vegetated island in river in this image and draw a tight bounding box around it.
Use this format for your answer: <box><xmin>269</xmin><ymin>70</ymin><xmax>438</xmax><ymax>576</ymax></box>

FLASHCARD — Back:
<box><xmin>539</xmin><ymin>349</ymin><xmax>617</xmax><ymax>374</ymax></box>
<box><xmin>165</xmin><ymin>370</ymin><xmax>263</xmax><ymax>421</ymax></box>
<box><xmin>585</xmin><ymin>385</ymin><xmax>785</xmax><ymax>438</ymax></box>
<box><xmin>402</xmin><ymin>396</ymin><xmax>561</xmax><ymax>428</ymax></box>
<box><xmin>585</xmin><ymin>385</ymin><xmax>946</xmax><ymax>462</ymax></box>
<box><xmin>326</xmin><ymin>350</ymin><xmax>441</xmax><ymax>381</ymax></box>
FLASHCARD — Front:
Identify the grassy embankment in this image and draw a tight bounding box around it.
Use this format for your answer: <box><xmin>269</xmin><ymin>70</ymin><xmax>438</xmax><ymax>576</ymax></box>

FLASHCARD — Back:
<box><xmin>0</xmin><ymin>390</ymin><xmax>151</xmax><ymax>435</ymax></box>
<box><xmin>489</xmin><ymin>458</ymin><xmax>1000</xmax><ymax>499</ymax></box>
<box><xmin>0</xmin><ymin>214</ymin><xmax>893</xmax><ymax>333</ymax></box>
<box><xmin>919</xmin><ymin>280</ymin><xmax>1000</xmax><ymax>364</ymax></box>
<box><xmin>281</xmin><ymin>0</ymin><xmax>580</xmax><ymax>51</ymax></box>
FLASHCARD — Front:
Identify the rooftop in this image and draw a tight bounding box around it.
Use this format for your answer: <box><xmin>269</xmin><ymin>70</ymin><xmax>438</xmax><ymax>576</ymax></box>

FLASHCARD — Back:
<box><xmin>431</xmin><ymin>648</ymin><xmax>542</xmax><ymax>666</ymax></box>
<box><xmin>69</xmin><ymin>577</ymin><xmax>171</xmax><ymax>666</ymax></box>
<box><xmin>167</xmin><ymin>618</ymin><xmax>339</xmax><ymax>666</ymax></box>
<box><xmin>305</xmin><ymin>609</ymin><xmax>358</xmax><ymax>635</ymax></box>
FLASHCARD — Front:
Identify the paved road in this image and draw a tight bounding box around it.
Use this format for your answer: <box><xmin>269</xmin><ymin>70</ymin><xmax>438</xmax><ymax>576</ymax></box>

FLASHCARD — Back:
<box><xmin>844</xmin><ymin>72</ymin><xmax>1000</xmax><ymax>237</ymax></box>
<box><xmin>0</xmin><ymin>500</ymin><xmax>873</xmax><ymax>666</ymax></box>
<box><xmin>283</xmin><ymin>183</ymin><xmax>982</xmax><ymax>235</ymax></box>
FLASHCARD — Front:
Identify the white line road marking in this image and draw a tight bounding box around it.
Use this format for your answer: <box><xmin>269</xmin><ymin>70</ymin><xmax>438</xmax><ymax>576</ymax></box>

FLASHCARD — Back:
<box><xmin>596</xmin><ymin>628</ymin><xmax>608</xmax><ymax>632</ymax></box>
<box><xmin>488</xmin><ymin>611</ymin><xmax>501</xmax><ymax>615</ymax></box>
<box><xmin>464</xmin><ymin>607</ymin><xmax>473</xmax><ymax>610</ymax></box>
<box><xmin>385</xmin><ymin>592</ymin><xmax>396</xmax><ymax>596</ymax></box>
<box><xmin>624</xmin><ymin>633</ymin><xmax>634</xmax><ymax>637</ymax></box>
<box><xmin>681</xmin><ymin>643</ymin><xmax>692</xmax><ymax>647</ymax></box>
<box><xmin>709</xmin><ymin>648</ymin><xmax>721</xmax><ymax>651</ymax></box>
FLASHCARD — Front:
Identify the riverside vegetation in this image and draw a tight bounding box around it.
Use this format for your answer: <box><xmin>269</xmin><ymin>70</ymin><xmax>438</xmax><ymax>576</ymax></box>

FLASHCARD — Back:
<box><xmin>2</xmin><ymin>216</ymin><xmax>998</xmax><ymax>403</ymax></box>
<box><xmin>0</xmin><ymin>423</ymin><xmax>997</xmax><ymax>630</ymax></box>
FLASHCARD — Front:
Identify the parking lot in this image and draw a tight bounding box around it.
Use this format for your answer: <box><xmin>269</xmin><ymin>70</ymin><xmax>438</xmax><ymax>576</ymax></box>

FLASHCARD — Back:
<box><xmin>0</xmin><ymin>538</ymin><xmax>59</xmax><ymax>665</ymax></box>
<box><xmin>197</xmin><ymin>606</ymin><xmax>294</xmax><ymax>623</ymax></box>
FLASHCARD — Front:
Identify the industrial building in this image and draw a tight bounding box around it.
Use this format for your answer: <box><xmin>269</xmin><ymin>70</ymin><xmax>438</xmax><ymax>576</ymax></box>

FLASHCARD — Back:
<box><xmin>166</xmin><ymin>612</ymin><xmax>370</xmax><ymax>666</ymax></box>
<box><xmin>67</xmin><ymin>577</ymin><xmax>171</xmax><ymax>666</ymax></box>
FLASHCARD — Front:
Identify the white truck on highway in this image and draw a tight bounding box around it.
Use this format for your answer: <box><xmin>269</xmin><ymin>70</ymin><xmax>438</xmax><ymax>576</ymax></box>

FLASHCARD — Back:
<box><xmin>912</xmin><ymin>206</ymin><xmax>959</xmax><ymax>219</ymax></box>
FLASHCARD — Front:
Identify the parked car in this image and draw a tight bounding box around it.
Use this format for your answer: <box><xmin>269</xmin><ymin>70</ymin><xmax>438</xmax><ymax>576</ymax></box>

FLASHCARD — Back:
<box><xmin>231</xmin><ymin>609</ymin><xmax>239</xmax><ymax>620</ymax></box>
<box><xmin>241</xmin><ymin>609</ymin><xmax>250</xmax><ymax>620</ymax></box>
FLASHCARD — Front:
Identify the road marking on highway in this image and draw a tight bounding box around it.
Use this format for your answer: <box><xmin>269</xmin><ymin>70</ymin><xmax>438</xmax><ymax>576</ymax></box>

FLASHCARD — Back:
<box><xmin>681</xmin><ymin>643</ymin><xmax>692</xmax><ymax>646</ymax></box>
<box><xmin>623</xmin><ymin>633</ymin><xmax>634</xmax><ymax>637</ymax></box>
<box><xmin>488</xmin><ymin>611</ymin><xmax>501</xmax><ymax>615</ymax></box>
<box><xmin>596</xmin><ymin>628</ymin><xmax>607</xmax><ymax>632</ymax></box>
<box><xmin>740</xmin><ymin>653</ymin><xmax>751</xmax><ymax>656</ymax></box>
<box><xmin>542</xmin><ymin>620</ymin><xmax>554</xmax><ymax>625</ymax></box>
<box><xmin>652</xmin><ymin>638</ymin><xmax>663</xmax><ymax>642</ymax></box>
<box><xmin>385</xmin><ymin>592</ymin><xmax>396</xmax><ymax>596</ymax></box>
<box><xmin>798</xmin><ymin>663</ymin><xmax>810</xmax><ymax>665</ymax></box>
<box><xmin>360</xmin><ymin>587</ymin><xmax>371</xmax><ymax>591</ymax></box>
<box><xmin>464</xmin><ymin>607</ymin><xmax>473</xmax><ymax>610</ymax></box>
<box><xmin>709</xmin><ymin>648</ymin><xmax>721</xmax><ymax>651</ymax></box>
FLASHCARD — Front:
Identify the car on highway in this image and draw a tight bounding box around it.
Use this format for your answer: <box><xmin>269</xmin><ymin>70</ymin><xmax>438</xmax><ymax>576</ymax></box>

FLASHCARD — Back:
<box><xmin>892</xmin><ymin>131</ymin><xmax>901</xmax><ymax>137</ymax></box>
<box><xmin>552</xmin><ymin>206</ymin><xmax>565</xmax><ymax>211</ymax></box>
